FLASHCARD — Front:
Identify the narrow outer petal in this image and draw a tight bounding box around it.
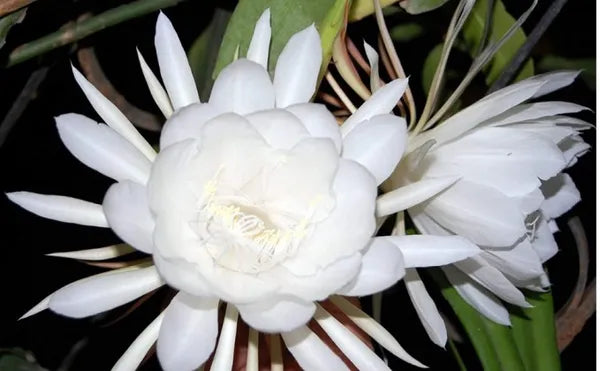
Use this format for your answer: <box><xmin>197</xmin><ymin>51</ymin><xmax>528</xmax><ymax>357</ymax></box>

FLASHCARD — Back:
<box><xmin>113</xmin><ymin>312</ymin><xmax>165</xmax><ymax>371</ymax></box>
<box><xmin>137</xmin><ymin>48</ymin><xmax>174</xmax><ymax>118</ymax></box>
<box><xmin>281</xmin><ymin>326</ymin><xmax>349</xmax><ymax>371</ymax></box>
<box><xmin>247</xmin><ymin>9</ymin><xmax>271</xmax><ymax>69</ymax></box>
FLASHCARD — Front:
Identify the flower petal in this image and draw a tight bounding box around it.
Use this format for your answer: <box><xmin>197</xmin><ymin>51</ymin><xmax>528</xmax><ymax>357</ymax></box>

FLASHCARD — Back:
<box><xmin>341</xmin><ymin>78</ymin><xmax>408</xmax><ymax>136</ymax></box>
<box><xmin>237</xmin><ymin>297</ymin><xmax>316</xmax><ymax>332</ymax></box>
<box><xmin>273</xmin><ymin>24</ymin><xmax>322</xmax><ymax>107</ymax></box>
<box><xmin>385</xmin><ymin>235</ymin><xmax>480</xmax><ymax>268</ymax></box>
<box><xmin>376</xmin><ymin>176</ymin><xmax>460</xmax><ymax>217</ymax></box>
<box><xmin>404</xmin><ymin>269</ymin><xmax>447</xmax><ymax>347</ymax></box>
<box><xmin>103</xmin><ymin>181</ymin><xmax>155</xmax><ymax>253</ymax></box>
<box><xmin>56</xmin><ymin>113</ymin><xmax>151</xmax><ymax>184</ymax></box>
<box><xmin>209</xmin><ymin>59</ymin><xmax>275</xmax><ymax>114</ymax></box>
<box><xmin>7</xmin><ymin>192</ymin><xmax>108</xmax><ymax>227</ymax></box>
<box><xmin>342</xmin><ymin>114</ymin><xmax>407</xmax><ymax>185</ymax></box>
<box><xmin>540</xmin><ymin>173</ymin><xmax>581</xmax><ymax>218</ymax></box>
<box><xmin>247</xmin><ymin>9</ymin><xmax>271</xmax><ymax>69</ymax></box>
<box><xmin>153</xmin><ymin>254</ymin><xmax>212</xmax><ymax>297</ymax></box>
<box><xmin>281</xmin><ymin>325</ymin><xmax>349</xmax><ymax>371</ymax></box>
<box><xmin>19</xmin><ymin>294</ymin><xmax>51</xmax><ymax>320</ymax></box>
<box><xmin>483</xmin><ymin>240</ymin><xmax>544</xmax><ymax>281</ymax></box>
<box><xmin>531</xmin><ymin>221</ymin><xmax>559</xmax><ymax>263</ymax></box>
<box><xmin>155</xmin><ymin>12</ymin><xmax>199</xmax><ymax>109</ymax></box>
<box><xmin>159</xmin><ymin>103</ymin><xmax>221</xmax><ymax>149</ymax></box>
<box><xmin>157</xmin><ymin>293</ymin><xmax>219</xmax><ymax>371</ymax></box>
<box><xmin>210</xmin><ymin>304</ymin><xmax>239</xmax><ymax>370</ymax></box>
<box><xmin>285</xmin><ymin>103</ymin><xmax>343</xmax><ymax>153</ymax></box>
<box><xmin>245</xmin><ymin>109</ymin><xmax>309</xmax><ymax>149</ymax></box>
<box><xmin>113</xmin><ymin>312</ymin><xmax>164</xmax><ymax>371</ymax></box>
<box><xmin>47</xmin><ymin>244</ymin><xmax>135</xmax><ymax>261</ymax></box>
<box><xmin>443</xmin><ymin>265</ymin><xmax>510</xmax><ymax>325</ymax></box>
<box><xmin>484</xmin><ymin>101</ymin><xmax>589</xmax><ymax>126</ymax></box>
<box><xmin>364</xmin><ymin>42</ymin><xmax>382</xmax><ymax>93</ymax></box>
<box><xmin>137</xmin><ymin>48</ymin><xmax>174</xmax><ymax>118</ymax></box>
<box><xmin>49</xmin><ymin>266</ymin><xmax>164</xmax><ymax>318</ymax></box>
<box><xmin>338</xmin><ymin>238</ymin><xmax>405</xmax><ymax>296</ymax></box>
<box><xmin>71</xmin><ymin>66</ymin><xmax>156</xmax><ymax>160</ymax></box>
<box><xmin>529</xmin><ymin>70</ymin><xmax>581</xmax><ymax>98</ymax></box>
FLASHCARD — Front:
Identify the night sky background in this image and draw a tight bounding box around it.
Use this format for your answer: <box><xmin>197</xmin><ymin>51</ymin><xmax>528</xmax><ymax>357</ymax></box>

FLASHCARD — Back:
<box><xmin>0</xmin><ymin>0</ymin><xmax>595</xmax><ymax>370</ymax></box>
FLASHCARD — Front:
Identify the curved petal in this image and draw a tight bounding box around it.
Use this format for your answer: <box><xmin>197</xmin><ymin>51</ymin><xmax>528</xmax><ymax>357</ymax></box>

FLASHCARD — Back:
<box><xmin>47</xmin><ymin>244</ymin><xmax>135</xmax><ymax>261</ymax></box>
<box><xmin>385</xmin><ymin>235</ymin><xmax>480</xmax><ymax>268</ymax></box>
<box><xmin>531</xmin><ymin>221</ymin><xmax>559</xmax><ymax>263</ymax></box>
<box><xmin>341</xmin><ymin>78</ymin><xmax>408</xmax><ymax>136</ymax></box>
<box><xmin>483</xmin><ymin>240</ymin><xmax>544</xmax><ymax>281</ymax></box>
<box><xmin>484</xmin><ymin>101</ymin><xmax>589</xmax><ymax>126</ymax></box>
<box><xmin>113</xmin><ymin>312</ymin><xmax>164</xmax><ymax>371</ymax></box>
<box><xmin>245</xmin><ymin>109</ymin><xmax>309</xmax><ymax>149</ymax></box>
<box><xmin>540</xmin><ymin>173</ymin><xmax>581</xmax><ymax>218</ymax></box>
<box><xmin>247</xmin><ymin>9</ymin><xmax>271</xmax><ymax>69</ymax></box>
<box><xmin>155</xmin><ymin>12</ymin><xmax>199</xmax><ymax>109</ymax></box>
<box><xmin>273</xmin><ymin>25</ymin><xmax>321</xmax><ymax>107</ymax></box>
<box><xmin>237</xmin><ymin>297</ymin><xmax>316</xmax><ymax>333</ymax></box>
<box><xmin>7</xmin><ymin>192</ymin><xmax>108</xmax><ymax>227</ymax></box>
<box><xmin>153</xmin><ymin>254</ymin><xmax>212</xmax><ymax>297</ymax></box>
<box><xmin>137</xmin><ymin>48</ymin><xmax>173</xmax><ymax>118</ymax></box>
<box><xmin>49</xmin><ymin>266</ymin><xmax>164</xmax><ymax>318</ymax></box>
<box><xmin>157</xmin><ymin>293</ymin><xmax>219</xmax><ymax>371</ymax></box>
<box><xmin>159</xmin><ymin>103</ymin><xmax>221</xmax><ymax>149</ymax></box>
<box><xmin>71</xmin><ymin>66</ymin><xmax>156</xmax><ymax>161</ymax></box>
<box><xmin>56</xmin><ymin>113</ymin><xmax>151</xmax><ymax>184</ymax></box>
<box><xmin>281</xmin><ymin>325</ymin><xmax>349</xmax><ymax>371</ymax></box>
<box><xmin>338</xmin><ymin>238</ymin><xmax>405</xmax><ymax>296</ymax></box>
<box><xmin>285</xmin><ymin>102</ymin><xmax>343</xmax><ymax>153</ymax></box>
<box><xmin>103</xmin><ymin>181</ymin><xmax>155</xmax><ymax>253</ymax></box>
<box><xmin>342</xmin><ymin>114</ymin><xmax>407</xmax><ymax>185</ymax></box>
<box><xmin>209</xmin><ymin>59</ymin><xmax>275</xmax><ymax>114</ymax></box>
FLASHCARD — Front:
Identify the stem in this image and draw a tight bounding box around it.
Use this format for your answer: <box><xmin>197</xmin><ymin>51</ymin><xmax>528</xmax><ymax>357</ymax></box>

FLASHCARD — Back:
<box><xmin>6</xmin><ymin>0</ymin><xmax>184</xmax><ymax>67</ymax></box>
<box><xmin>488</xmin><ymin>0</ymin><xmax>568</xmax><ymax>92</ymax></box>
<box><xmin>0</xmin><ymin>0</ymin><xmax>35</xmax><ymax>17</ymax></box>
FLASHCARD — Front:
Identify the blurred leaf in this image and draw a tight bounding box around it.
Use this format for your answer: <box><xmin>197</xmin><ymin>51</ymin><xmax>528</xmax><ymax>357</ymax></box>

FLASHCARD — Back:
<box><xmin>390</xmin><ymin>22</ymin><xmax>424</xmax><ymax>42</ymax></box>
<box><xmin>213</xmin><ymin>0</ymin><xmax>347</xmax><ymax>79</ymax></box>
<box><xmin>0</xmin><ymin>8</ymin><xmax>26</xmax><ymax>50</ymax></box>
<box><xmin>538</xmin><ymin>55</ymin><xmax>595</xmax><ymax>91</ymax></box>
<box><xmin>399</xmin><ymin>0</ymin><xmax>450</xmax><ymax>14</ymax></box>
<box><xmin>348</xmin><ymin>0</ymin><xmax>397</xmax><ymax>22</ymax></box>
<box><xmin>422</xmin><ymin>43</ymin><xmax>443</xmax><ymax>93</ymax></box>
<box><xmin>188</xmin><ymin>8</ymin><xmax>231</xmax><ymax>100</ymax></box>
<box><xmin>0</xmin><ymin>348</ymin><xmax>47</xmax><ymax>371</ymax></box>
<box><xmin>463</xmin><ymin>0</ymin><xmax>534</xmax><ymax>85</ymax></box>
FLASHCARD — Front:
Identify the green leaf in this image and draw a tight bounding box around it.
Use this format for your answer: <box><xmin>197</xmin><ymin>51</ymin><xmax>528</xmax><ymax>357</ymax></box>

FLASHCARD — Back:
<box><xmin>422</xmin><ymin>43</ymin><xmax>443</xmax><ymax>93</ymax></box>
<box><xmin>538</xmin><ymin>55</ymin><xmax>595</xmax><ymax>91</ymax></box>
<box><xmin>462</xmin><ymin>0</ymin><xmax>534</xmax><ymax>85</ymax></box>
<box><xmin>0</xmin><ymin>348</ymin><xmax>47</xmax><ymax>371</ymax></box>
<box><xmin>348</xmin><ymin>0</ymin><xmax>397</xmax><ymax>22</ymax></box>
<box><xmin>399</xmin><ymin>0</ymin><xmax>451</xmax><ymax>14</ymax></box>
<box><xmin>0</xmin><ymin>8</ymin><xmax>26</xmax><ymax>50</ymax></box>
<box><xmin>390</xmin><ymin>22</ymin><xmax>424</xmax><ymax>42</ymax></box>
<box><xmin>213</xmin><ymin>0</ymin><xmax>347</xmax><ymax>79</ymax></box>
<box><xmin>510</xmin><ymin>290</ymin><xmax>561</xmax><ymax>371</ymax></box>
<box><xmin>188</xmin><ymin>8</ymin><xmax>231</xmax><ymax>101</ymax></box>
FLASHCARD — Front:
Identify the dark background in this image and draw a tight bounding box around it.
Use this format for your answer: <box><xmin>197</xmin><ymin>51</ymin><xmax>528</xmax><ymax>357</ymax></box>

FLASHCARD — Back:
<box><xmin>0</xmin><ymin>0</ymin><xmax>595</xmax><ymax>370</ymax></box>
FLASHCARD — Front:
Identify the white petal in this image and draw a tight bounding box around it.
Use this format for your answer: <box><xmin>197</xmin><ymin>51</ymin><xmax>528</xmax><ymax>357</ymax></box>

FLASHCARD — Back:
<box><xmin>421</xmin><ymin>180</ymin><xmax>527</xmax><ymax>247</ymax></box>
<box><xmin>342</xmin><ymin>78</ymin><xmax>408</xmax><ymax>136</ymax></box>
<box><xmin>313</xmin><ymin>304</ymin><xmax>391</xmax><ymax>370</ymax></box>
<box><xmin>342</xmin><ymin>114</ymin><xmax>407</xmax><ymax>185</ymax></box>
<box><xmin>103</xmin><ymin>181</ymin><xmax>155</xmax><ymax>253</ymax></box>
<box><xmin>157</xmin><ymin>293</ymin><xmax>219</xmax><ymax>371</ymax></box>
<box><xmin>209</xmin><ymin>59</ymin><xmax>275</xmax><ymax>114</ymax></box>
<box><xmin>273</xmin><ymin>24</ymin><xmax>322</xmax><ymax>107</ymax></box>
<box><xmin>159</xmin><ymin>103</ymin><xmax>220</xmax><ymax>149</ymax></box>
<box><xmin>541</xmin><ymin>173</ymin><xmax>581</xmax><ymax>218</ymax></box>
<box><xmin>286</xmin><ymin>103</ymin><xmax>343</xmax><ymax>153</ymax></box>
<box><xmin>47</xmin><ymin>244</ymin><xmax>135</xmax><ymax>261</ymax></box>
<box><xmin>531</xmin><ymin>221</ymin><xmax>559</xmax><ymax>263</ymax></box>
<box><xmin>210</xmin><ymin>304</ymin><xmax>238</xmax><ymax>371</ymax></box>
<box><xmin>483</xmin><ymin>240</ymin><xmax>544</xmax><ymax>281</ymax></box>
<box><xmin>19</xmin><ymin>294</ymin><xmax>51</xmax><ymax>320</ymax></box>
<box><xmin>377</xmin><ymin>176</ymin><xmax>460</xmax><ymax>217</ymax></box>
<box><xmin>247</xmin><ymin>9</ymin><xmax>271</xmax><ymax>69</ymax></box>
<box><xmin>454</xmin><ymin>256</ymin><xmax>530</xmax><ymax>307</ymax></box>
<box><xmin>56</xmin><ymin>113</ymin><xmax>151</xmax><ymax>184</ymax></box>
<box><xmin>137</xmin><ymin>48</ymin><xmax>174</xmax><ymax>118</ymax></box>
<box><xmin>7</xmin><ymin>192</ymin><xmax>108</xmax><ymax>227</ymax></box>
<box><xmin>528</xmin><ymin>70</ymin><xmax>580</xmax><ymax>98</ymax></box>
<box><xmin>237</xmin><ymin>297</ymin><xmax>315</xmax><ymax>333</ymax></box>
<box><xmin>561</xmin><ymin>136</ymin><xmax>590</xmax><ymax>167</ymax></box>
<box><xmin>364</xmin><ymin>42</ymin><xmax>381</xmax><ymax>93</ymax></box>
<box><xmin>404</xmin><ymin>269</ymin><xmax>447</xmax><ymax>347</ymax></box>
<box><xmin>245</xmin><ymin>109</ymin><xmax>309</xmax><ymax>149</ymax></box>
<box><xmin>49</xmin><ymin>266</ymin><xmax>163</xmax><ymax>318</ymax></box>
<box><xmin>330</xmin><ymin>296</ymin><xmax>426</xmax><ymax>368</ymax></box>
<box><xmin>113</xmin><ymin>312</ymin><xmax>165</xmax><ymax>371</ymax></box>
<box><xmin>515</xmin><ymin>189</ymin><xmax>544</xmax><ymax>215</ymax></box>
<box><xmin>155</xmin><ymin>13</ymin><xmax>199</xmax><ymax>109</ymax></box>
<box><xmin>443</xmin><ymin>265</ymin><xmax>511</xmax><ymax>325</ymax></box>
<box><xmin>338</xmin><ymin>238</ymin><xmax>405</xmax><ymax>296</ymax></box>
<box><xmin>71</xmin><ymin>66</ymin><xmax>156</xmax><ymax>161</ymax></box>
<box><xmin>281</xmin><ymin>325</ymin><xmax>349</xmax><ymax>371</ymax></box>
<box><xmin>385</xmin><ymin>235</ymin><xmax>480</xmax><ymax>268</ymax></box>
<box><xmin>484</xmin><ymin>101</ymin><xmax>589</xmax><ymax>126</ymax></box>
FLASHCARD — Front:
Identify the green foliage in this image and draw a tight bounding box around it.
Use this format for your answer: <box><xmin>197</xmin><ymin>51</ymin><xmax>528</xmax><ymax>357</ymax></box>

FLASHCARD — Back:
<box><xmin>213</xmin><ymin>0</ymin><xmax>347</xmax><ymax>79</ymax></box>
<box><xmin>422</xmin><ymin>43</ymin><xmax>443</xmax><ymax>93</ymax></box>
<box><xmin>390</xmin><ymin>22</ymin><xmax>424</xmax><ymax>42</ymax></box>
<box><xmin>0</xmin><ymin>349</ymin><xmax>47</xmax><ymax>371</ymax></box>
<box><xmin>399</xmin><ymin>0</ymin><xmax>451</xmax><ymax>14</ymax></box>
<box><xmin>462</xmin><ymin>0</ymin><xmax>534</xmax><ymax>85</ymax></box>
<box><xmin>0</xmin><ymin>9</ymin><xmax>26</xmax><ymax>50</ymax></box>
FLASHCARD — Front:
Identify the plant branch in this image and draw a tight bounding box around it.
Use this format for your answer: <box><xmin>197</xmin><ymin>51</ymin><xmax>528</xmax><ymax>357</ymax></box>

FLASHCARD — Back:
<box><xmin>0</xmin><ymin>0</ymin><xmax>35</xmax><ymax>17</ymax></box>
<box><xmin>488</xmin><ymin>0</ymin><xmax>569</xmax><ymax>92</ymax></box>
<box><xmin>6</xmin><ymin>0</ymin><xmax>184</xmax><ymax>67</ymax></box>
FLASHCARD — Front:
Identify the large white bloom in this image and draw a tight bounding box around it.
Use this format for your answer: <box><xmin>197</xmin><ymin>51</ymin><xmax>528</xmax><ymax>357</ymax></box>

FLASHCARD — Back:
<box><xmin>8</xmin><ymin>10</ymin><xmax>480</xmax><ymax>371</ymax></box>
<box><xmin>384</xmin><ymin>71</ymin><xmax>591</xmax><ymax>343</ymax></box>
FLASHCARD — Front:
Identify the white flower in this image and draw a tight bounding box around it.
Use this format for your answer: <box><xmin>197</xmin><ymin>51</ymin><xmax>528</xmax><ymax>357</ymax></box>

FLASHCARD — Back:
<box><xmin>8</xmin><ymin>10</ymin><xmax>480</xmax><ymax>371</ymax></box>
<box><xmin>383</xmin><ymin>71</ymin><xmax>591</xmax><ymax>341</ymax></box>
